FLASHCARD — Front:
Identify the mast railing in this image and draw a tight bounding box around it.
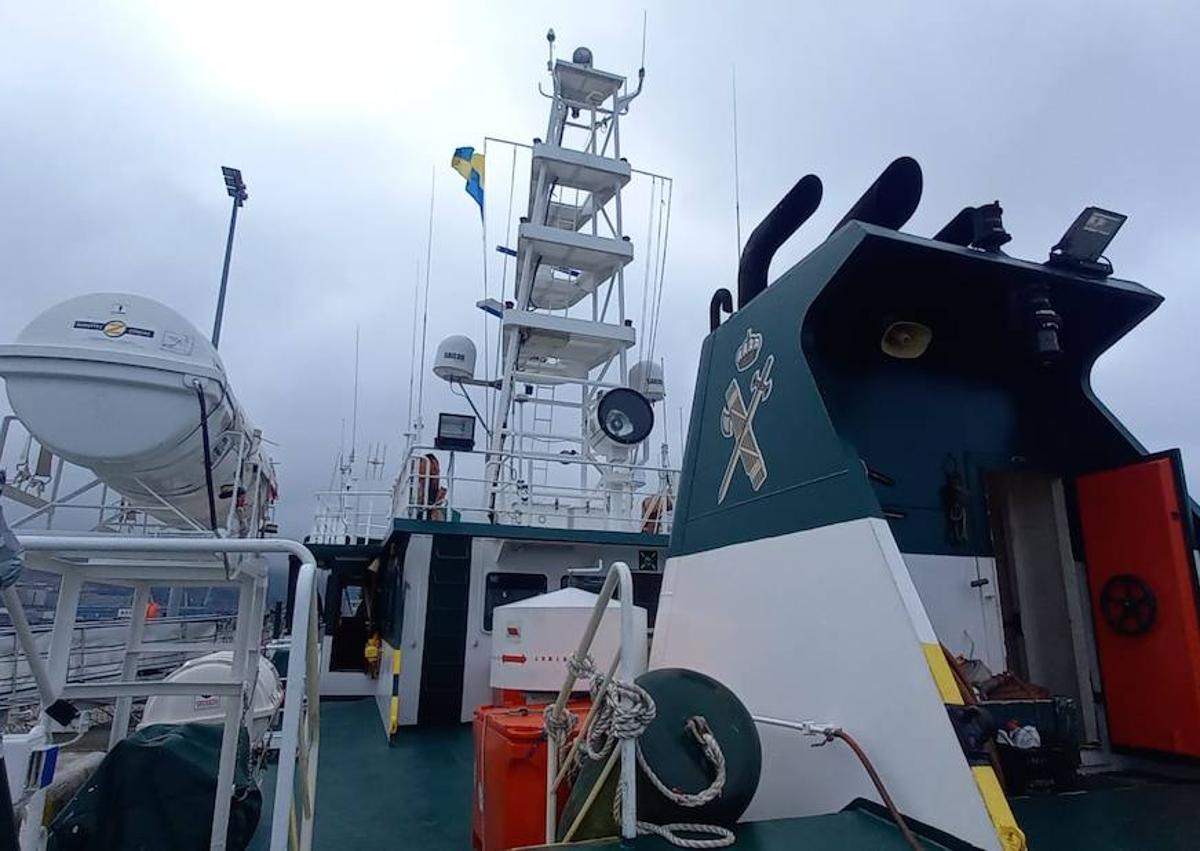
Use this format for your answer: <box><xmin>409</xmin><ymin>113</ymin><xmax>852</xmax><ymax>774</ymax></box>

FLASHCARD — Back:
<box><xmin>393</xmin><ymin>446</ymin><xmax>676</xmax><ymax>534</ymax></box>
<box><xmin>309</xmin><ymin>490</ymin><xmax>392</xmax><ymax>544</ymax></box>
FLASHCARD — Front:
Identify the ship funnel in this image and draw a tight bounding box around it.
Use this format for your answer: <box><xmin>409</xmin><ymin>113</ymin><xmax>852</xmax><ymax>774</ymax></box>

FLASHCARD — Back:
<box><xmin>737</xmin><ymin>174</ymin><xmax>823</xmax><ymax>309</ymax></box>
<box><xmin>829</xmin><ymin>156</ymin><xmax>923</xmax><ymax>237</ymax></box>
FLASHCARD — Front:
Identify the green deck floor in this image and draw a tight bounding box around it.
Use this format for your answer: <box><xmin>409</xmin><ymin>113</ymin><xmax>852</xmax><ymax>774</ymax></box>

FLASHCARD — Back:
<box><xmin>250</xmin><ymin>699</ymin><xmax>1200</xmax><ymax>850</ymax></box>
<box><xmin>1012</xmin><ymin>782</ymin><xmax>1200</xmax><ymax>850</ymax></box>
<box><xmin>312</xmin><ymin>699</ymin><xmax>475</xmax><ymax>850</ymax></box>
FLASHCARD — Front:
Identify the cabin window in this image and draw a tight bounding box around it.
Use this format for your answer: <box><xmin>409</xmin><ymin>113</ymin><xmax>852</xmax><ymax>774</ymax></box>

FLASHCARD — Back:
<box><xmin>561</xmin><ymin>571</ymin><xmax>665</xmax><ymax>628</ymax></box>
<box><xmin>339</xmin><ymin>585</ymin><xmax>364</xmax><ymax>618</ymax></box>
<box><xmin>484</xmin><ymin>572</ymin><xmax>547</xmax><ymax>631</ymax></box>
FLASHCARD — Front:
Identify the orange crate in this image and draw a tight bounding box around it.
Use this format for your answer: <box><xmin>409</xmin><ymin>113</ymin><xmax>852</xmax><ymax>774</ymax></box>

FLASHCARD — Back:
<box><xmin>472</xmin><ymin>700</ymin><xmax>589</xmax><ymax>851</ymax></box>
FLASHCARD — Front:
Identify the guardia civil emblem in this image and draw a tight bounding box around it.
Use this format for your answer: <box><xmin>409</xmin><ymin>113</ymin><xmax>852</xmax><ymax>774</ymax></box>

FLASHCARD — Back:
<box><xmin>718</xmin><ymin>328</ymin><xmax>774</xmax><ymax>504</ymax></box>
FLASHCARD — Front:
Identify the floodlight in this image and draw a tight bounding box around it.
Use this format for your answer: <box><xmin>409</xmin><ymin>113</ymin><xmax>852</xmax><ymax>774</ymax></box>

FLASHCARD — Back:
<box><xmin>435</xmin><ymin>413</ymin><xmax>476</xmax><ymax>452</ymax></box>
<box><xmin>1048</xmin><ymin>207</ymin><xmax>1126</xmax><ymax>276</ymax></box>
<box><xmin>221</xmin><ymin>166</ymin><xmax>248</xmax><ymax>205</ymax></box>
<box><xmin>596</xmin><ymin>388</ymin><xmax>654</xmax><ymax>445</ymax></box>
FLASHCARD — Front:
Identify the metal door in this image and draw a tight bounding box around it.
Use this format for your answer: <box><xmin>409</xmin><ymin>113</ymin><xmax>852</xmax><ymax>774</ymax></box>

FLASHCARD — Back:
<box><xmin>1077</xmin><ymin>451</ymin><xmax>1200</xmax><ymax>757</ymax></box>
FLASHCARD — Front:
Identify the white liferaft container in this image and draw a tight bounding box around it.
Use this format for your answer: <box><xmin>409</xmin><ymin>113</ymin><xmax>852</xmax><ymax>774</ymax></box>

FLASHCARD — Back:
<box><xmin>0</xmin><ymin>293</ymin><xmax>275</xmax><ymax>532</ymax></box>
<box><xmin>139</xmin><ymin>651</ymin><xmax>283</xmax><ymax>744</ymax></box>
<box><xmin>489</xmin><ymin>587</ymin><xmax>648</xmax><ymax>693</ymax></box>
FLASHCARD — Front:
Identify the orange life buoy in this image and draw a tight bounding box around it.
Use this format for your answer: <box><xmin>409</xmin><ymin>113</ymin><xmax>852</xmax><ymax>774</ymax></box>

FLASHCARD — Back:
<box><xmin>641</xmin><ymin>492</ymin><xmax>674</xmax><ymax>534</ymax></box>
<box><xmin>412</xmin><ymin>453</ymin><xmax>448</xmax><ymax>519</ymax></box>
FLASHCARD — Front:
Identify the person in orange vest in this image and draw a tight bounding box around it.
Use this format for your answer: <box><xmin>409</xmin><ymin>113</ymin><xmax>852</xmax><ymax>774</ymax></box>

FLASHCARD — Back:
<box><xmin>364</xmin><ymin>633</ymin><xmax>382</xmax><ymax>679</ymax></box>
<box><xmin>146</xmin><ymin>598</ymin><xmax>161</xmax><ymax>619</ymax></box>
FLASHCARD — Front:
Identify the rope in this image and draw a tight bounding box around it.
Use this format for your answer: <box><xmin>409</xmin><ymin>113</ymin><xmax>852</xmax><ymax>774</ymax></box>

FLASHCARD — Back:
<box><xmin>553</xmin><ymin>655</ymin><xmax>735</xmax><ymax>848</ymax></box>
<box><xmin>636</xmin><ymin>821</ymin><xmax>736</xmax><ymax>849</ymax></box>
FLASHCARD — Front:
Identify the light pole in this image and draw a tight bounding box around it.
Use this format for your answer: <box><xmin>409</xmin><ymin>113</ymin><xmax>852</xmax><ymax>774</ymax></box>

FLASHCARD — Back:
<box><xmin>212</xmin><ymin>166</ymin><xmax>248</xmax><ymax>349</ymax></box>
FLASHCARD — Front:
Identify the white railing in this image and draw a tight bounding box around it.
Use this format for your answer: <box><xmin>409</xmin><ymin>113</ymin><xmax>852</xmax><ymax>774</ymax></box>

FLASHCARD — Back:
<box><xmin>1</xmin><ymin>415</ymin><xmax>279</xmax><ymax>538</ymax></box>
<box><xmin>544</xmin><ymin>560</ymin><xmax>638</xmax><ymax>842</ymax></box>
<box><xmin>0</xmin><ymin>615</ymin><xmax>233</xmax><ymax>708</ymax></box>
<box><xmin>309</xmin><ymin>490</ymin><xmax>392</xmax><ymax>544</ymax></box>
<box><xmin>396</xmin><ymin>446</ymin><xmax>677</xmax><ymax>535</ymax></box>
<box><xmin>3</xmin><ymin>536</ymin><xmax>321</xmax><ymax>851</ymax></box>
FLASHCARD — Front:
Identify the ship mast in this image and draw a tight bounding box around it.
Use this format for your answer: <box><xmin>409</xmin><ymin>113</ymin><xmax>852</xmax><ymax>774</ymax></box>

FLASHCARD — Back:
<box><xmin>485</xmin><ymin>39</ymin><xmax>649</xmax><ymax>526</ymax></box>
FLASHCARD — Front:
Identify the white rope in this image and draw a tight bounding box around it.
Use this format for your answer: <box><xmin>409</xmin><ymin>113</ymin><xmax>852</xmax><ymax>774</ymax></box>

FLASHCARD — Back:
<box><xmin>556</xmin><ymin>655</ymin><xmax>735</xmax><ymax>849</ymax></box>
<box><xmin>636</xmin><ymin>821</ymin><xmax>736</xmax><ymax>849</ymax></box>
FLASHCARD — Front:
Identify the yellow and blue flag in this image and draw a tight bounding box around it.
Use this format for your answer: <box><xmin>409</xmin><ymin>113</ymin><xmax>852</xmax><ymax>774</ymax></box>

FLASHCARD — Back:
<box><xmin>451</xmin><ymin>146</ymin><xmax>485</xmax><ymax>216</ymax></box>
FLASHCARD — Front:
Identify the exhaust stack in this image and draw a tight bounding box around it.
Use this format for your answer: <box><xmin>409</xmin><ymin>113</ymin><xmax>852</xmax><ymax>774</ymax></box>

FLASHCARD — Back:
<box><xmin>829</xmin><ymin>156</ymin><xmax>923</xmax><ymax>236</ymax></box>
<box><xmin>737</xmin><ymin>174</ymin><xmax>823</xmax><ymax>309</ymax></box>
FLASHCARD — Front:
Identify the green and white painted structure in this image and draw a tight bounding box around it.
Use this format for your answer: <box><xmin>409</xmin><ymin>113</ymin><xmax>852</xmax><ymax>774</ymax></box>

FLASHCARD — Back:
<box><xmin>651</xmin><ymin>164</ymin><xmax>1200</xmax><ymax>849</ymax></box>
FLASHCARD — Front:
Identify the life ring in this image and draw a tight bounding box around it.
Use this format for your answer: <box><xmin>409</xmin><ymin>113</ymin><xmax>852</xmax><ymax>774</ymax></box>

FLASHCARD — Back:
<box><xmin>411</xmin><ymin>453</ymin><xmax>448</xmax><ymax>519</ymax></box>
<box><xmin>641</xmin><ymin>492</ymin><xmax>674</xmax><ymax>534</ymax></box>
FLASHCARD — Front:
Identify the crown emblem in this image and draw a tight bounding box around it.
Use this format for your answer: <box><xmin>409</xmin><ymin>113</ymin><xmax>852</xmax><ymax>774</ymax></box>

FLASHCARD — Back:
<box><xmin>735</xmin><ymin>329</ymin><xmax>762</xmax><ymax>372</ymax></box>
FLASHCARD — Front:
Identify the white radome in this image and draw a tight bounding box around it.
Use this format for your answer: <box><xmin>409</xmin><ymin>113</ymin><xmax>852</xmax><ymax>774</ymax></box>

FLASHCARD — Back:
<box><xmin>433</xmin><ymin>334</ymin><xmax>477</xmax><ymax>382</ymax></box>
<box><xmin>629</xmin><ymin>359</ymin><xmax>665</xmax><ymax>402</ymax></box>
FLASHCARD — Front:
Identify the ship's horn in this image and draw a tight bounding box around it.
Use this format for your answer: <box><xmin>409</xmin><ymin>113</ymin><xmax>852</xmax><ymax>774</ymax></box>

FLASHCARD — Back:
<box><xmin>829</xmin><ymin>156</ymin><xmax>923</xmax><ymax>236</ymax></box>
<box><xmin>737</xmin><ymin>174</ymin><xmax>823</xmax><ymax>309</ymax></box>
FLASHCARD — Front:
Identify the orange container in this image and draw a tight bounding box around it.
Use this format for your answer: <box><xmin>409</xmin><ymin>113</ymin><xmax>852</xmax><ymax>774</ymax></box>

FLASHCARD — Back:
<box><xmin>472</xmin><ymin>700</ymin><xmax>589</xmax><ymax>851</ymax></box>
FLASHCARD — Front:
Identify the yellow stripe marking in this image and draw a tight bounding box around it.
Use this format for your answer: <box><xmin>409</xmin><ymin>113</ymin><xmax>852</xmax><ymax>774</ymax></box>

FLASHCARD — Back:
<box><xmin>921</xmin><ymin>642</ymin><xmax>964</xmax><ymax>705</ymax></box>
<box><xmin>389</xmin><ymin>649</ymin><xmax>402</xmax><ymax>735</ymax></box>
<box><xmin>972</xmin><ymin>765</ymin><xmax>1027</xmax><ymax>850</ymax></box>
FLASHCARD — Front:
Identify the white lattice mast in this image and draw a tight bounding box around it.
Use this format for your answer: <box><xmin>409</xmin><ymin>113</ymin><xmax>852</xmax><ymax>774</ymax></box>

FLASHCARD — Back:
<box><xmin>484</xmin><ymin>36</ymin><xmax>648</xmax><ymax>522</ymax></box>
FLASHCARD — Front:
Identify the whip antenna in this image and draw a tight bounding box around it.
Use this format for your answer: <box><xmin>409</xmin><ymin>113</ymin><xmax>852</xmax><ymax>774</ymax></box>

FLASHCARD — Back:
<box><xmin>640</xmin><ymin>10</ymin><xmax>648</xmax><ymax>72</ymax></box>
<box><xmin>732</xmin><ymin>65</ymin><xmax>743</xmax><ymax>260</ymax></box>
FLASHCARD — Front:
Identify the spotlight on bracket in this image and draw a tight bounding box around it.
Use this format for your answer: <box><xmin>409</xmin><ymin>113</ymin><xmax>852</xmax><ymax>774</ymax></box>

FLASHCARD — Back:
<box><xmin>596</xmin><ymin>387</ymin><xmax>654</xmax><ymax>446</ymax></box>
<box><xmin>1048</xmin><ymin>207</ymin><xmax>1126</xmax><ymax>277</ymax></box>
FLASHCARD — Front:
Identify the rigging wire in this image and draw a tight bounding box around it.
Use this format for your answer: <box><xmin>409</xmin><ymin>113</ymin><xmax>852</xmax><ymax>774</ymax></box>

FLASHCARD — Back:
<box><xmin>416</xmin><ymin>167</ymin><xmax>435</xmax><ymax>436</ymax></box>
<box><xmin>644</xmin><ymin>181</ymin><xmax>665</xmax><ymax>356</ymax></box>
<box><xmin>451</xmin><ymin>382</ymin><xmax>493</xmax><ymax>436</ymax></box>
<box><xmin>638</xmin><ymin>176</ymin><xmax>658</xmax><ymax>349</ymax></box>
<box><xmin>406</xmin><ymin>259</ymin><xmax>420</xmax><ymax>435</ymax></box>
<box><xmin>350</xmin><ymin>325</ymin><xmax>360</xmax><ymax>465</ymax></box>
<box><xmin>648</xmin><ymin>178</ymin><xmax>673</xmax><ymax>363</ymax></box>
<box><xmin>481</xmin><ymin>139</ymin><xmax>492</xmax><ymax>424</ymax></box>
<box><xmin>495</xmin><ymin>144</ymin><xmax>519</xmax><ymax>427</ymax></box>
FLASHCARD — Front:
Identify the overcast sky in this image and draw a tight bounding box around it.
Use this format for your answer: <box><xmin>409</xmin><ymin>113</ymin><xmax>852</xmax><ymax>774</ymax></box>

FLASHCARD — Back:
<box><xmin>2</xmin><ymin>1</ymin><xmax>1199</xmax><ymax>538</ymax></box>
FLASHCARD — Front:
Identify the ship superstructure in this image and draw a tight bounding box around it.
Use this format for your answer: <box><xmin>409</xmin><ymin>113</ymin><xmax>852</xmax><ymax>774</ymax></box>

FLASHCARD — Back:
<box><xmin>305</xmin><ymin>40</ymin><xmax>679</xmax><ymax>725</ymax></box>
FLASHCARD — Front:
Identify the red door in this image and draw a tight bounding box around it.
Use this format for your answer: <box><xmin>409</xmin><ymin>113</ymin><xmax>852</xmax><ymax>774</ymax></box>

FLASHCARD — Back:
<box><xmin>1076</xmin><ymin>452</ymin><xmax>1200</xmax><ymax>757</ymax></box>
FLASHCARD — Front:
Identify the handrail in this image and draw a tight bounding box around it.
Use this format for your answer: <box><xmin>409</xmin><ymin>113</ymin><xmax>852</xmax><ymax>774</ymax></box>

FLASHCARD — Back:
<box><xmin>6</xmin><ymin>535</ymin><xmax>321</xmax><ymax>851</ymax></box>
<box><xmin>544</xmin><ymin>560</ymin><xmax>637</xmax><ymax>842</ymax></box>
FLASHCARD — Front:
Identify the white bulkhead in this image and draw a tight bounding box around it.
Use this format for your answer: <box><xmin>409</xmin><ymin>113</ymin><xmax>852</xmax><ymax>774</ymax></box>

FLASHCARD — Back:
<box><xmin>0</xmin><ymin>293</ymin><xmax>275</xmax><ymax>533</ymax></box>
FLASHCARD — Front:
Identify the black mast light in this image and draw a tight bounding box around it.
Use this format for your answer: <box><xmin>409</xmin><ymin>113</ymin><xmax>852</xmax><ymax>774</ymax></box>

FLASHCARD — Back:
<box><xmin>1048</xmin><ymin>207</ymin><xmax>1126</xmax><ymax>277</ymax></box>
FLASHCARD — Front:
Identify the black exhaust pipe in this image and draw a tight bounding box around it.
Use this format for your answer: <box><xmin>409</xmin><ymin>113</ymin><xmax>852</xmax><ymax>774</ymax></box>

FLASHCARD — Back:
<box><xmin>710</xmin><ymin>288</ymin><xmax>733</xmax><ymax>331</ymax></box>
<box><xmin>933</xmin><ymin>207</ymin><xmax>976</xmax><ymax>246</ymax></box>
<box><xmin>829</xmin><ymin>156</ymin><xmax>923</xmax><ymax>237</ymax></box>
<box><xmin>737</xmin><ymin>174</ymin><xmax>823</xmax><ymax>309</ymax></box>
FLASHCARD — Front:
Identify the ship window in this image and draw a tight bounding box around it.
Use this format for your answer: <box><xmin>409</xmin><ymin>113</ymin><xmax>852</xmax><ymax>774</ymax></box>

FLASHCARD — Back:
<box><xmin>339</xmin><ymin>585</ymin><xmax>364</xmax><ymax>617</ymax></box>
<box><xmin>484</xmin><ymin>572</ymin><xmax>547</xmax><ymax>632</ymax></box>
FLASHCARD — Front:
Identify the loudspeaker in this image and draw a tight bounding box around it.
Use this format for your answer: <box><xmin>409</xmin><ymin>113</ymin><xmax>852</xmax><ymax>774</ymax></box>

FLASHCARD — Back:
<box><xmin>880</xmin><ymin>321</ymin><xmax>932</xmax><ymax>360</ymax></box>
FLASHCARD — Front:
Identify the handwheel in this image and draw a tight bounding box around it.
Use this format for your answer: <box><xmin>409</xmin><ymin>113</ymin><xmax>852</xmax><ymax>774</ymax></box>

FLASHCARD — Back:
<box><xmin>1100</xmin><ymin>574</ymin><xmax>1157</xmax><ymax>636</ymax></box>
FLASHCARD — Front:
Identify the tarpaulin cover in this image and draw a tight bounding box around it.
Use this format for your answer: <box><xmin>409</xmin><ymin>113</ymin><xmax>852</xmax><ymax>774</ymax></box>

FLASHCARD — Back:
<box><xmin>48</xmin><ymin>723</ymin><xmax>261</xmax><ymax>851</ymax></box>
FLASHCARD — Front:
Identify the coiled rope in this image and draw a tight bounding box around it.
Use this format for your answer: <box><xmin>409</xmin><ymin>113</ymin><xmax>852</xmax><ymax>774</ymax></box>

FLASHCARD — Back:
<box><xmin>547</xmin><ymin>655</ymin><xmax>735</xmax><ymax>848</ymax></box>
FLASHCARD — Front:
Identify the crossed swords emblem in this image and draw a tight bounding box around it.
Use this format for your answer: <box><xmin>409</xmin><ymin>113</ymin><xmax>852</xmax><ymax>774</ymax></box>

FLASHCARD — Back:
<box><xmin>718</xmin><ymin>353</ymin><xmax>774</xmax><ymax>504</ymax></box>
